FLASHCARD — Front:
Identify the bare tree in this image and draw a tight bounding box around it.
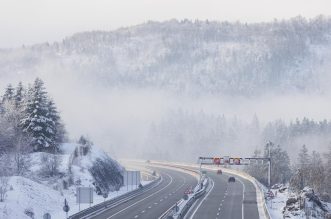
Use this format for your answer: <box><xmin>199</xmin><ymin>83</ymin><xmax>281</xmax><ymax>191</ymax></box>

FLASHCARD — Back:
<box><xmin>13</xmin><ymin>134</ymin><xmax>31</xmax><ymax>176</ymax></box>
<box><xmin>40</xmin><ymin>153</ymin><xmax>61</xmax><ymax>177</ymax></box>
<box><xmin>0</xmin><ymin>175</ymin><xmax>9</xmax><ymax>202</ymax></box>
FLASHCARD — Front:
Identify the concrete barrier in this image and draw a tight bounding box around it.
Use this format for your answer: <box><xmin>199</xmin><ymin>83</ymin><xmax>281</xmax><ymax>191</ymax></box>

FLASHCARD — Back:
<box><xmin>151</xmin><ymin>160</ymin><xmax>271</xmax><ymax>219</ymax></box>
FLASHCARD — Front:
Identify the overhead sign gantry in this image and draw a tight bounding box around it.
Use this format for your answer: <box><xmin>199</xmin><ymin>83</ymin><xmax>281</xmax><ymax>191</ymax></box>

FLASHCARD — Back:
<box><xmin>198</xmin><ymin>156</ymin><xmax>272</xmax><ymax>188</ymax></box>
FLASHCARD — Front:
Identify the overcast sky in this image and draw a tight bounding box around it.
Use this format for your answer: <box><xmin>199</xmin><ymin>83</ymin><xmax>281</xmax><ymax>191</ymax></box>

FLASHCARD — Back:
<box><xmin>0</xmin><ymin>0</ymin><xmax>330</xmax><ymax>48</ymax></box>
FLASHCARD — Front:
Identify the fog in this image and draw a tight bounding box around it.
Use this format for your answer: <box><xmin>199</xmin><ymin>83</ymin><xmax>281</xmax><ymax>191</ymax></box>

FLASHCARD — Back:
<box><xmin>2</xmin><ymin>73</ymin><xmax>330</xmax><ymax>161</ymax></box>
<box><xmin>1</xmin><ymin>18</ymin><xmax>331</xmax><ymax>162</ymax></box>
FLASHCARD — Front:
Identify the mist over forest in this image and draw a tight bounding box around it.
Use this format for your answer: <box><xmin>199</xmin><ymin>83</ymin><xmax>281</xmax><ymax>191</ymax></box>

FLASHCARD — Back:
<box><xmin>1</xmin><ymin>16</ymin><xmax>331</xmax><ymax>162</ymax></box>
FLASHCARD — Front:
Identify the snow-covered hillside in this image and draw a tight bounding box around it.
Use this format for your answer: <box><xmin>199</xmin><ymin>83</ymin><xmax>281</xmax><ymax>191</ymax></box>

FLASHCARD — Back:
<box><xmin>0</xmin><ymin>143</ymin><xmax>126</xmax><ymax>219</ymax></box>
<box><xmin>1</xmin><ymin>17</ymin><xmax>331</xmax><ymax>96</ymax></box>
<box><xmin>266</xmin><ymin>185</ymin><xmax>331</xmax><ymax>219</ymax></box>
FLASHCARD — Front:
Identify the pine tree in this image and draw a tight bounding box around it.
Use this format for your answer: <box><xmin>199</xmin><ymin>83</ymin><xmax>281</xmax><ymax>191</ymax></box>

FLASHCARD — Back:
<box><xmin>14</xmin><ymin>82</ymin><xmax>25</xmax><ymax>109</ymax></box>
<box><xmin>267</xmin><ymin>143</ymin><xmax>291</xmax><ymax>185</ymax></box>
<box><xmin>21</xmin><ymin>78</ymin><xmax>54</xmax><ymax>152</ymax></box>
<box><xmin>309</xmin><ymin>151</ymin><xmax>325</xmax><ymax>192</ymax></box>
<box><xmin>47</xmin><ymin>99</ymin><xmax>66</xmax><ymax>151</ymax></box>
<box><xmin>296</xmin><ymin>145</ymin><xmax>311</xmax><ymax>189</ymax></box>
<box><xmin>1</xmin><ymin>84</ymin><xmax>15</xmax><ymax>103</ymax></box>
<box><xmin>324</xmin><ymin>146</ymin><xmax>331</xmax><ymax>194</ymax></box>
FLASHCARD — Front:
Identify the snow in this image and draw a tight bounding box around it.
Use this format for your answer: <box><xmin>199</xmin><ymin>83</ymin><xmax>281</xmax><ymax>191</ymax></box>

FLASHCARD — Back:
<box><xmin>0</xmin><ymin>176</ymin><xmax>151</xmax><ymax>219</ymax></box>
<box><xmin>0</xmin><ymin>143</ymin><xmax>154</xmax><ymax>219</ymax></box>
<box><xmin>265</xmin><ymin>185</ymin><xmax>331</xmax><ymax>219</ymax></box>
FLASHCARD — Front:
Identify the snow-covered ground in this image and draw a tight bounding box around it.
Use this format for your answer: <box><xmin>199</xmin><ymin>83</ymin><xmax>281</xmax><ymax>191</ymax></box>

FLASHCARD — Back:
<box><xmin>265</xmin><ymin>185</ymin><xmax>331</xmax><ymax>219</ymax></box>
<box><xmin>0</xmin><ymin>176</ymin><xmax>149</xmax><ymax>219</ymax></box>
<box><xmin>0</xmin><ymin>143</ymin><xmax>153</xmax><ymax>219</ymax></box>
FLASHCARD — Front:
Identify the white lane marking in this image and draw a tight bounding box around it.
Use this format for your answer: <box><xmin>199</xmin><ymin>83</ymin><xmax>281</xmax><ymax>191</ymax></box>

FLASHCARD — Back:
<box><xmin>106</xmin><ymin>172</ymin><xmax>173</xmax><ymax>219</ymax></box>
<box><xmin>189</xmin><ymin>178</ymin><xmax>215</xmax><ymax>219</ymax></box>
<box><xmin>154</xmin><ymin>202</ymin><xmax>158</xmax><ymax>205</ymax></box>
<box><xmin>158</xmin><ymin>171</ymin><xmax>193</xmax><ymax>219</ymax></box>
<box><xmin>148</xmin><ymin>206</ymin><xmax>152</xmax><ymax>209</ymax></box>
<box><xmin>84</xmin><ymin>173</ymin><xmax>164</xmax><ymax>219</ymax></box>
<box><xmin>236</xmin><ymin>177</ymin><xmax>246</xmax><ymax>219</ymax></box>
<box><xmin>160</xmin><ymin>199</ymin><xmax>163</xmax><ymax>202</ymax></box>
<box><xmin>141</xmin><ymin>210</ymin><xmax>145</xmax><ymax>213</ymax></box>
<box><xmin>134</xmin><ymin>215</ymin><xmax>138</xmax><ymax>218</ymax></box>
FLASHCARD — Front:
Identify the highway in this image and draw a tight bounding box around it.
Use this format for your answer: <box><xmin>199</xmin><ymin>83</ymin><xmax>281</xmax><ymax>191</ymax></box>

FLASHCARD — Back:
<box><xmin>186</xmin><ymin>169</ymin><xmax>259</xmax><ymax>219</ymax></box>
<box><xmin>90</xmin><ymin>165</ymin><xmax>198</xmax><ymax>219</ymax></box>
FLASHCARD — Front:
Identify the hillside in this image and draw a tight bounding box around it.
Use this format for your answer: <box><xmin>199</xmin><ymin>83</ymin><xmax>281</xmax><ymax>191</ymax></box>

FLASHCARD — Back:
<box><xmin>0</xmin><ymin>143</ymin><xmax>124</xmax><ymax>219</ymax></box>
<box><xmin>1</xmin><ymin>16</ymin><xmax>331</xmax><ymax>96</ymax></box>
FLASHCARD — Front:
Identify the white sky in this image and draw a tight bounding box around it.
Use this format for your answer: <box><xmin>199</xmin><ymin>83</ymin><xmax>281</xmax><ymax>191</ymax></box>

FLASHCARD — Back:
<box><xmin>0</xmin><ymin>0</ymin><xmax>330</xmax><ymax>48</ymax></box>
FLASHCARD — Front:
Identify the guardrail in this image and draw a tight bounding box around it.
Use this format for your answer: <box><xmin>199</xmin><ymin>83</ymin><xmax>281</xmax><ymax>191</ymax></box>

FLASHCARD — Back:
<box><xmin>69</xmin><ymin>174</ymin><xmax>161</xmax><ymax>219</ymax></box>
<box><xmin>169</xmin><ymin>176</ymin><xmax>209</xmax><ymax>219</ymax></box>
<box><xmin>151</xmin><ymin>161</ymin><xmax>271</xmax><ymax>219</ymax></box>
<box><xmin>157</xmin><ymin>167</ymin><xmax>209</xmax><ymax>219</ymax></box>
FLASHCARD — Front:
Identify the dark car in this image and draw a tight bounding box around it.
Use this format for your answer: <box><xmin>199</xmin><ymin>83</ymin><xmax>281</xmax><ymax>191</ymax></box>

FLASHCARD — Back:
<box><xmin>228</xmin><ymin>176</ymin><xmax>235</xmax><ymax>182</ymax></box>
<box><xmin>217</xmin><ymin>169</ymin><xmax>222</xmax><ymax>174</ymax></box>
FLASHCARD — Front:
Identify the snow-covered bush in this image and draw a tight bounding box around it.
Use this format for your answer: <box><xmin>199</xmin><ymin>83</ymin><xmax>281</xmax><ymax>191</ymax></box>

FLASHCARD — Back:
<box><xmin>89</xmin><ymin>157</ymin><xmax>123</xmax><ymax>195</ymax></box>
<box><xmin>39</xmin><ymin>153</ymin><xmax>61</xmax><ymax>177</ymax></box>
<box><xmin>24</xmin><ymin>208</ymin><xmax>34</xmax><ymax>219</ymax></box>
<box><xmin>68</xmin><ymin>142</ymin><xmax>124</xmax><ymax>196</ymax></box>
<box><xmin>321</xmin><ymin>192</ymin><xmax>330</xmax><ymax>203</ymax></box>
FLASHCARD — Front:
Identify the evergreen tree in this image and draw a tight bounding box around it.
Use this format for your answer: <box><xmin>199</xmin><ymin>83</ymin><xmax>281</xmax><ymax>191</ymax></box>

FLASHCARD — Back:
<box><xmin>309</xmin><ymin>151</ymin><xmax>325</xmax><ymax>192</ymax></box>
<box><xmin>267</xmin><ymin>143</ymin><xmax>291</xmax><ymax>185</ymax></box>
<box><xmin>246</xmin><ymin>142</ymin><xmax>291</xmax><ymax>186</ymax></box>
<box><xmin>14</xmin><ymin>82</ymin><xmax>25</xmax><ymax>109</ymax></box>
<box><xmin>297</xmin><ymin>145</ymin><xmax>311</xmax><ymax>185</ymax></box>
<box><xmin>245</xmin><ymin>149</ymin><xmax>267</xmax><ymax>184</ymax></box>
<box><xmin>21</xmin><ymin>78</ymin><xmax>54</xmax><ymax>152</ymax></box>
<box><xmin>1</xmin><ymin>84</ymin><xmax>15</xmax><ymax>103</ymax></box>
<box><xmin>47</xmin><ymin>99</ymin><xmax>66</xmax><ymax>151</ymax></box>
<box><xmin>291</xmin><ymin>145</ymin><xmax>311</xmax><ymax>190</ymax></box>
<box><xmin>324</xmin><ymin>146</ymin><xmax>331</xmax><ymax>194</ymax></box>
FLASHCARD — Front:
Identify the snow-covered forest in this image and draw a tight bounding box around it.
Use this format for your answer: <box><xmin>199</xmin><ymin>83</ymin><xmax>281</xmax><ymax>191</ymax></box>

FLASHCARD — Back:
<box><xmin>0</xmin><ymin>16</ymin><xmax>331</xmax><ymax>213</ymax></box>
<box><xmin>0</xmin><ymin>78</ymin><xmax>66</xmax><ymax>156</ymax></box>
<box><xmin>1</xmin><ymin>16</ymin><xmax>331</xmax><ymax>158</ymax></box>
<box><xmin>0</xmin><ymin>80</ymin><xmax>123</xmax><ymax>218</ymax></box>
<box><xmin>1</xmin><ymin>16</ymin><xmax>331</xmax><ymax>95</ymax></box>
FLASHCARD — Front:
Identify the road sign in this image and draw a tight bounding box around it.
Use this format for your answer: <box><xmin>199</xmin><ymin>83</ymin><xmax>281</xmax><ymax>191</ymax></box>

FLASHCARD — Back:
<box><xmin>213</xmin><ymin>157</ymin><xmax>221</xmax><ymax>165</ymax></box>
<box><xmin>243</xmin><ymin>158</ymin><xmax>250</xmax><ymax>165</ymax></box>
<box><xmin>234</xmin><ymin>158</ymin><xmax>241</xmax><ymax>165</ymax></box>
<box><xmin>123</xmin><ymin>171</ymin><xmax>141</xmax><ymax>186</ymax></box>
<box><xmin>76</xmin><ymin>187</ymin><xmax>93</xmax><ymax>204</ymax></box>
<box><xmin>267</xmin><ymin>190</ymin><xmax>274</xmax><ymax>198</ymax></box>
<box><xmin>223</xmin><ymin>156</ymin><xmax>230</xmax><ymax>164</ymax></box>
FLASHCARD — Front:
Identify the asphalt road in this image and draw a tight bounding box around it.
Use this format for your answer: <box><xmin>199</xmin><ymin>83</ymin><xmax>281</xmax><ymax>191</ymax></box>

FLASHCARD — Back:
<box><xmin>90</xmin><ymin>166</ymin><xmax>197</xmax><ymax>219</ymax></box>
<box><xmin>186</xmin><ymin>169</ymin><xmax>259</xmax><ymax>219</ymax></box>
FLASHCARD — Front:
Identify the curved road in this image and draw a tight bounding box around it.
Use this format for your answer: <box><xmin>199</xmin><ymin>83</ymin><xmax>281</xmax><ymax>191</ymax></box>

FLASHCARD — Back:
<box><xmin>91</xmin><ymin>166</ymin><xmax>197</xmax><ymax>219</ymax></box>
<box><xmin>186</xmin><ymin>169</ymin><xmax>259</xmax><ymax>219</ymax></box>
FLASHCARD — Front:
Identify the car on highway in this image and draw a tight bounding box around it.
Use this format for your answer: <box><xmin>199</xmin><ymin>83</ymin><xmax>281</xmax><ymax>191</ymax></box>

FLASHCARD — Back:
<box><xmin>228</xmin><ymin>176</ymin><xmax>236</xmax><ymax>182</ymax></box>
<box><xmin>217</xmin><ymin>169</ymin><xmax>222</xmax><ymax>174</ymax></box>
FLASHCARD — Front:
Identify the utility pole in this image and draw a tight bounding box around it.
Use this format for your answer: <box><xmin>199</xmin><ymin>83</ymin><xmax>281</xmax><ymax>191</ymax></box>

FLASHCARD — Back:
<box><xmin>268</xmin><ymin>141</ymin><xmax>271</xmax><ymax>189</ymax></box>
<box><xmin>199</xmin><ymin>159</ymin><xmax>202</xmax><ymax>182</ymax></box>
